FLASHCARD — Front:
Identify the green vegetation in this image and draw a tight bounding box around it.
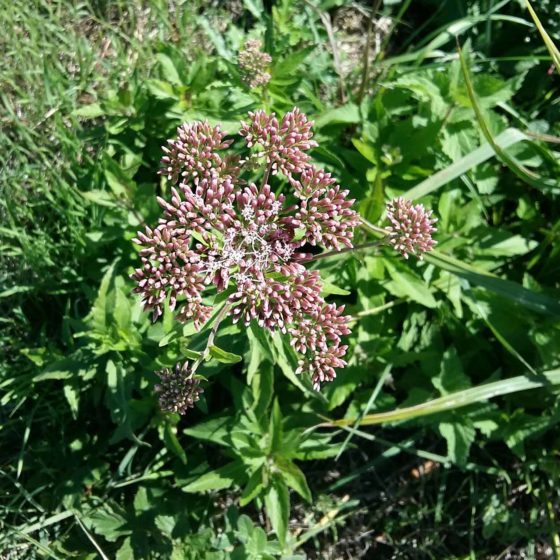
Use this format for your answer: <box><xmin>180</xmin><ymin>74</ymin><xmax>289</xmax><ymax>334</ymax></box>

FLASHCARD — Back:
<box><xmin>1</xmin><ymin>0</ymin><xmax>560</xmax><ymax>558</ymax></box>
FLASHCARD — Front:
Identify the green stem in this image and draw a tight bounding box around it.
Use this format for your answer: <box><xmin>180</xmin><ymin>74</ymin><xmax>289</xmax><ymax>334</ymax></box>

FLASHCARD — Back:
<box><xmin>261</xmin><ymin>160</ymin><xmax>273</xmax><ymax>190</ymax></box>
<box><xmin>191</xmin><ymin>303</ymin><xmax>231</xmax><ymax>374</ymax></box>
<box><xmin>308</xmin><ymin>239</ymin><xmax>385</xmax><ymax>262</ymax></box>
<box><xmin>357</xmin><ymin>0</ymin><xmax>383</xmax><ymax>103</ymax></box>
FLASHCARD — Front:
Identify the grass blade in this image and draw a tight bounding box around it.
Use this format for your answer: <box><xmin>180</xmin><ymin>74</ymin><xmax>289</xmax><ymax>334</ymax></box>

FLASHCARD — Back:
<box><xmin>424</xmin><ymin>250</ymin><xmax>560</xmax><ymax>317</ymax></box>
<box><xmin>524</xmin><ymin>0</ymin><xmax>560</xmax><ymax>74</ymax></box>
<box><xmin>405</xmin><ymin>128</ymin><xmax>529</xmax><ymax>200</ymax></box>
<box><xmin>458</xmin><ymin>44</ymin><xmax>559</xmax><ymax>193</ymax></box>
<box><xmin>360</xmin><ymin>220</ymin><xmax>560</xmax><ymax>317</ymax></box>
<box><xmin>324</xmin><ymin>368</ymin><xmax>560</xmax><ymax>428</ymax></box>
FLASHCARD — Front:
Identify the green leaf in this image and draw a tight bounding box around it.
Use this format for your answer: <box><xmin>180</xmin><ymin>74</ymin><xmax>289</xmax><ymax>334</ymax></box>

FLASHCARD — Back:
<box><xmin>320</xmin><ymin>280</ymin><xmax>351</xmax><ymax>297</ymax></box>
<box><xmin>156</xmin><ymin>53</ymin><xmax>182</xmax><ymax>85</ymax></box>
<box><xmin>384</xmin><ymin>259</ymin><xmax>437</xmax><ymax>309</ymax></box>
<box><xmin>209</xmin><ymin>345</ymin><xmax>242</xmax><ymax>364</ymax></box>
<box><xmin>182</xmin><ymin>460</ymin><xmax>245</xmax><ymax>493</ymax></box>
<box><xmin>81</xmin><ymin>190</ymin><xmax>118</xmax><ymax>207</ymax></box>
<box><xmin>432</xmin><ymin>347</ymin><xmax>471</xmax><ymax>395</ymax></box>
<box><xmin>63</xmin><ymin>384</ymin><xmax>79</xmax><ymax>419</ymax></box>
<box><xmin>270</xmin><ymin>333</ymin><xmax>314</xmax><ymax>396</ymax></box>
<box><xmin>73</xmin><ymin>103</ymin><xmax>104</xmax><ymax>118</ymax></box>
<box><xmin>276</xmin><ymin>458</ymin><xmax>312</xmax><ymax>503</ymax></box>
<box><xmin>425</xmin><ymin>250</ymin><xmax>560</xmax><ymax>316</ymax></box>
<box><xmin>315</xmin><ymin>104</ymin><xmax>360</xmax><ymax>128</ymax></box>
<box><xmin>439</xmin><ymin>420</ymin><xmax>476</xmax><ymax>465</ymax></box>
<box><xmin>161</xmin><ymin>422</ymin><xmax>187</xmax><ymax>465</ymax></box>
<box><xmin>273</xmin><ymin>46</ymin><xmax>315</xmax><ymax>77</ymax></box>
<box><xmin>264</xmin><ymin>475</ymin><xmax>290</xmax><ymax>547</ymax></box>
<box><xmin>268</xmin><ymin>399</ymin><xmax>283</xmax><ymax>454</ymax></box>
<box><xmin>184</xmin><ymin>415</ymin><xmax>231</xmax><ymax>447</ymax></box>
<box><xmin>239</xmin><ymin>467</ymin><xmax>264</xmax><ymax>506</ymax></box>
<box><xmin>352</xmin><ymin>138</ymin><xmax>376</xmax><ymax>164</ymax></box>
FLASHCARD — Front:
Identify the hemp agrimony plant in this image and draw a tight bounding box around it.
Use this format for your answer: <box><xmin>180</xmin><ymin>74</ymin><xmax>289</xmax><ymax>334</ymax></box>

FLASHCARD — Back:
<box><xmin>132</xmin><ymin>108</ymin><xmax>437</xmax><ymax>414</ymax></box>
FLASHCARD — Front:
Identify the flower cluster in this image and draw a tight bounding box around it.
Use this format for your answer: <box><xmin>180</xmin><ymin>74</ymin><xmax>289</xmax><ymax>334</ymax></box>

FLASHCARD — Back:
<box><xmin>238</xmin><ymin>39</ymin><xmax>272</xmax><ymax>89</ymax></box>
<box><xmin>154</xmin><ymin>362</ymin><xmax>203</xmax><ymax>415</ymax></box>
<box><xmin>133</xmin><ymin>108</ymin><xmax>359</xmax><ymax>396</ymax></box>
<box><xmin>385</xmin><ymin>197</ymin><xmax>437</xmax><ymax>259</ymax></box>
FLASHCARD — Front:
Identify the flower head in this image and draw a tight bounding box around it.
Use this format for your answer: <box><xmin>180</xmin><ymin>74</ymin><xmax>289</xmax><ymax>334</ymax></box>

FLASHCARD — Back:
<box><xmin>238</xmin><ymin>39</ymin><xmax>272</xmax><ymax>89</ymax></box>
<box><xmin>154</xmin><ymin>361</ymin><xmax>203</xmax><ymax>415</ymax></box>
<box><xmin>134</xmin><ymin>108</ymin><xmax>358</xmax><ymax>391</ymax></box>
<box><xmin>160</xmin><ymin>121</ymin><xmax>236</xmax><ymax>183</ymax></box>
<box><xmin>385</xmin><ymin>197</ymin><xmax>437</xmax><ymax>259</ymax></box>
<box><xmin>240</xmin><ymin>108</ymin><xmax>318</xmax><ymax>177</ymax></box>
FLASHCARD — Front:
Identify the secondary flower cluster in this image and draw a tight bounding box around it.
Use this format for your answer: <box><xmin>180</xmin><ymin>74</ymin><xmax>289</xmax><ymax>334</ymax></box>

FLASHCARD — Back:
<box><xmin>133</xmin><ymin>108</ymin><xmax>359</xmax><ymax>398</ymax></box>
<box><xmin>238</xmin><ymin>39</ymin><xmax>272</xmax><ymax>89</ymax></box>
<box><xmin>385</xmin><ymin>197</ymin><xmax>437</xmax><ymax>259</ymax></box>
<box><xmin>155</xmin><ymin>362</ymin><xmax>203</xmax><ymax>415</ymax></box>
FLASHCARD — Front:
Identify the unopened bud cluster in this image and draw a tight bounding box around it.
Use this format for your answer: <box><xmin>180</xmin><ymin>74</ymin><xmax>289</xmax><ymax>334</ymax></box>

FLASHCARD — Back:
<box><xmin>132</xmin><ymin>108</ymin><xmax>360</xmax><ymax>397</ymax></box>
<box><xmin>155</xmin><ymin>362</ymin><xmax>203</xmax><ymax>415</ymax></box>
<box><xmin>238</xmin><ymin>39</ymin><xmax>272</xmax><ymax>89</ymax></box>
<box><xmin>385</xmin><ymin>197</ymin><xmax>437</xmax><ymax>259</ymax></box>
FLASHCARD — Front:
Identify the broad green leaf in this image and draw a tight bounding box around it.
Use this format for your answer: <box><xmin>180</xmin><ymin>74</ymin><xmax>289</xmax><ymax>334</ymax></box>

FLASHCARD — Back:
<box><xmin>315</xmin><ymin>104</ymin><xmax>360</xmax><ymax>128</ymax></box>
<box><xmin>273</xmin><ymin>46</ymin><xmax>315</xmax><ymax>77</ymax></box>
<box><xmin>182</xmin><ymin>460</ymin><xmax>245</xmax><ymax>493</ymax></box>
<box><xmin>361</xmin><ymin>220</ymin><xmax>560</xmax><ymax>316</ymax></box>
<box><xmin>271</xmin><ymin>333</ymin><xmax>314</xmax><ymax>396</ymax></box>
<box><xmin>209</xmin><ymin>345</ymin><xmax>242</xmax><ymax>364</ymax></box>
<box><xmin>240</xmin><ymin>467</ymin><xmax>264</xmax><ymax>506</ymax></box>
<box><xmin>425</xmin><ymin>250</ymin><xmax>560</xmax><ymax>317</ymax></box>
<box><xmin>384</xmin><ymin>259</ymin><xmax>437</xmax><ymax>309</ymax></box>
<box><xmin>268</xmin><ymin>399</ymin><xmax>283</xmax><ymax>454</ymax></box>
<box><xmin>156</xmin><ymin>53</ymin><xmax>182</xmax><ymax>85</ymax></box>
<box><xmin>458</xmin><ymin>44</ymin><xmax>559</xmax><ymax>193</ymax></box>
<box><xmin>276</xmin><ymin>458</ymin><xmax>312</xmax><ymax>503</ymax></box>
<box><xmin>81</xmin><ymin>190</ymin><xmax>118</xmax><ymax>207</ymax></box>
<box><xmin>73</xmin><ymin>103</ymin><xmax>104</xmax><ymax>118</ymax></box>
<box><xmin>432</xmin><ymin>347</ymin><xmax>471</xmax><ymax>395</ymax></box>
<box><xmin>320</xmin><ymin>280</ymin><xmax>351</xmax><ymax>297</ymax></box>
<box><xmin>264</xmin><ymin>475</ymin><xmax>290</xmax><ymax>547</ymax></box>
<box><xmin>184</xmin><ymin>415</ymin><xmax>231</xmax><ymax>447</ymax></box>
<box><xmin>439</xmin><ymin>420</ymin><xmax>476</xmax><ymax>465</ymax></box>
<box><xmin>351</xmin><ymin>138</ymin><xmax>376</xmax><ymax>164</ymax></box>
